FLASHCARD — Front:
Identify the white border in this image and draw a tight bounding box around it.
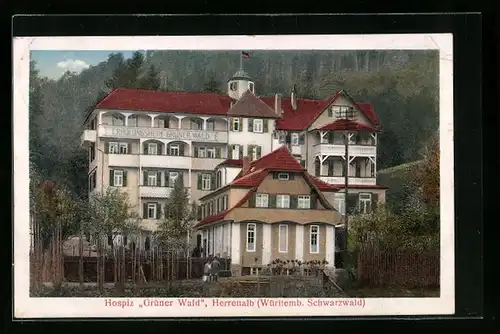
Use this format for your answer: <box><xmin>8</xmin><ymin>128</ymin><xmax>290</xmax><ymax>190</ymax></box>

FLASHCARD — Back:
<box><xmin>13</xmin><ymin>34</ymin><xmax>454</xmax><ymax>318</ymax></box>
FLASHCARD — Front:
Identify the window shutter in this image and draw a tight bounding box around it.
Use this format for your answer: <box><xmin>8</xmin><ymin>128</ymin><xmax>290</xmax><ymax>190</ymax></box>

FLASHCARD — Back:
<box><xmin>347</xmin><ymin>194</ymin><xmax>358</xmax><ymax>214</ymax></box>
<box><xmin>239</xmin><ymin>118</ymin><xmax>243</xmax><ymax>131</ymax></box>
<box><xmin>310</xmin><ymin>193</ymin><xmax>317</xmax><ymax>209</ymax></box>
<box><xmin>247</xmin><ymin>145</ymin><xmax>253</xmax><ymax>156</ymax></box>
<box><xmin>216</xmin><ymin>147</ymin><xmax>222</xmax><ymax>158</ymax></box>
<box><xmin>290</xmin><ymin>195</ymin><xmax>298</xmax><ymax>209</ymax></box>
<box><xmin>272</xmin><ymin>172</ymin><xmax>279</xmax><ymax>179</ymax></box>
<box><xmin>248</xmin><ymin>193</ymin><xmax>256</xmax><ymax>208</ymax></box>
<box><xmin>109</xmin><ymin>170</ymin><xmax>114</xmax><ymax>186</ymax></box>
<box><xmin>285</xmin><ymin>133</ymin><xmax>291</xmax><ymax>144</ymax></box>
<box><xmin>263</xmin><ymin>120</ymin><xmax>268</xmax><ymax>133</ymax></box>
<box><xmin>143</xmin><ymin>203</ymin><xmax>147</xmax><ymax>219</ymax></box>
<box><xmin>256</xmin><ymin>146</ymin><xmax>262</xmax><ymax>159</ymax></box>
<box><xmin>239</xmin><ymin>145</ymin><xmax>243</xmax><ymax>159</ymax></box>
<box><xmin>143</xmin><ymin>171</ymin><xmax>148</xmax><ymax>186</ymax></box>
<box><xmin>156</xmin><ymin>203</ymin><xmax>161</xmax><ymax>219</ymax></box>
<box><xmin>211</xmin><ymin>174</ymin><xmax>216</xmax><ymax>190</ymax></box>
<box><xmin>156</xmin><ymin>171</ymin><xmax>161</xmax><ymax>186</ymax></box>
<box><xmin>179</xmin><ymin>144</ymin><xmax>184</xmax><ymax>156</ymax></box>
<box><xmin>248</xmin><ymin>119</ymin><xmax>253</xmax><ymax>132</ymax></box>
<box><xmin>269</xmin><ymin>195</ymin><xmax>277</xmax><ymax>208</ymax></box>
<box><xmin>123</xmin><ymin>170</ymin><xmax>128</xmax><ymax>187</ymax></box>
<box><xmin>165</xmin><ymin>171</ymin><xmax>170</xmax><ymax>187</ymax></box>
<box><xmin>228</xmin><ymin>145</ymin><xmax>233</xmax><ymax>159</ymax></box>
<box><xmin>197</xmin><ymin>174</ymin><xmax>202</xmax><ymax>190</ymax></box>
<box><xmin>127</xmin><ymin>143</ymin><xmax>130</xmax><ymax>154</ymax></box>
<box><xmin>299</xmin><ymin>134</ymin><xmax>305</xmax><ymax>145</ymax></box>
<box><xmin>157</xmin><ymin>143</ymin><xmax>162</xmax><ymax>155</ymax></box>
<box><xmin>143</xmin><ymin>142</ymin><xmax>148</xmax><ymax>155</ymax></box>
<box><xmin>371</xmin><ymin>193</ymin><xmax>379</xmax><ymax>212</ymax></box>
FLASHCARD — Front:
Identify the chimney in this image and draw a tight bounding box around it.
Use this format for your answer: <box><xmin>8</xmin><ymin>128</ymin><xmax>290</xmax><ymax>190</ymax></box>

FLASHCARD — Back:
<box><xmin>242</xmin><ymin>156</ymin><xmax>252</xmax><ymax>175</ymax></box>
<box><xmin>274</xmin><ymin>93</ymin><xmax>282</xmax><ymax>117</ymax></box>
<box><xmin>291</xmin><ymin>84</ymin><xmax>297</xmax><ymax>111</ymax></box>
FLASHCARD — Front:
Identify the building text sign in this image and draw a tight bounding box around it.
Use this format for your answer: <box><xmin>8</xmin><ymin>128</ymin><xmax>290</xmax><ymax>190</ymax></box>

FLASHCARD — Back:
<box><xmin>100</xmin><ymin>126</ymin><xmax>227</xmax><ymax>142</ymax></box>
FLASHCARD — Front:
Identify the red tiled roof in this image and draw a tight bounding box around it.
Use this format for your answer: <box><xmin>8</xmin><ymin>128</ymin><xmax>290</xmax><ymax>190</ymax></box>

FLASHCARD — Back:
<box><xmin>96</xmin><ymin>88</ymin><xmax>231</xmax><ymax>115</ymax></box>
<box><xmin>194</xmin><ymin>188</ymin><xmax>257</xmax><ymax>228</ymax></box>
<box><xmin>216</xmin><ymin>159</ymin><xmax>243</xmax><ymax>168</ymax></box>
<box><xmin>261</xmin><ymin>91</ymin><xmax>379</xmax><ymax>131</ymax></box>
<box><xmin>318</xmin><ymin>119</ymin><xmax>378</xmax><ymax>132</ymax></box>
<box><xmin>231</xmin><ymin>169</ymin><xmax>269</xmax><ymax>187</ymax></box>
<box><xmin>227</xmin><ymin>90</ymin><xmax>280</xmax><ymax>119</ymax></box>
<box><xmin>308</xmin><ymin>175</ymin><xmax>341</xmax><ymax>192</ymax></box>
<box><xmin>333</xmin><ymin>184</ymin><xmax>389</xmax><ymax>189</ymax></box>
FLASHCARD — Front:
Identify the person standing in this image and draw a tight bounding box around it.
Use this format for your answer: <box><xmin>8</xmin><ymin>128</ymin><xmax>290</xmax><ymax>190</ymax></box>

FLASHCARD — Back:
<box><xmin>203</xmin><ymin>258</ymin><xmax>211</xmax><ymax>283</ymax></box>
<box><xmin>211</xmin><ymin>256</ymin><xmax>221</xmax><ymax>282</ymax></box>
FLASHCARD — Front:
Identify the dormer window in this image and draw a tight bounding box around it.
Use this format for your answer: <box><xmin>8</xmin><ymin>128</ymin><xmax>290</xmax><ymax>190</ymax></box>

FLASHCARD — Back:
<box><xmin>249</xmin><ymin>82</ymin><xmax>255</xmax><ymax>92</ymax></box>
<box><xmin>230</xmin><ymin>82</ymin><xmax>237</xmax><ymax>91</ymax></box>
<box><xmin>331</xmin><ymin>105</ymin><xmax>355</xmax><ymax>120</ymax></box>
<box><xmin>277</xmin><ymin>173</ymin><xmax>290</xmax><ymax>181</ymax></box>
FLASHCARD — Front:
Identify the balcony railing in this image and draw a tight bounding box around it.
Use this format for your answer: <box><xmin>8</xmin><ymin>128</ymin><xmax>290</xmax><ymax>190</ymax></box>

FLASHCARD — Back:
<box><xmin>191</xmin><ymin>157</ymin><xmax>225</xmax><ymax>171</ymax></box>
<box><xmin>312</xmin><ymin>143</ymin><xmax>376</xmax><ymax>157</ymax></box>
<box><xmin>80</xmin><ymin>130</ymin><xmax>96</xmax><ymax>147</ymax></box>
<box><xmin>140</xmin><ymin>186</ymin><xmax>191</xmax><ymax>198</ymax></box>
<box><xmin>140</xmin><ymin>154</ymin><xmax>191</xmax><ymax>169</ymax></box>
<box><xmin>98</xmin><ymin>125</ymin><xmax>228</xmax><ymax>143</ymax></box>
<box><xmin>108</xmin><ymin>154</ymin><xmax>140</xmax><ymax>167</ymax></box>
<box><xmin>318</xmin><ymin>176</ymin><xmax>376</xmax><ymax>186</ymax></box>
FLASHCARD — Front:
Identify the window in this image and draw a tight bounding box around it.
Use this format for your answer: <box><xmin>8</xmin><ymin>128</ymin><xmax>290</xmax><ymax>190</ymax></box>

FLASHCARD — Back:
<box><xmin>222</xmin><ymin>195</ymin><xmax>228</xmax><ymax>210</ymax></box>
<box><xmin>253</xmin><ymin>119</ymin><xmax>263</xmax><ymax>133</ymax></box>
<box><xmin>206</xmin><ymin>119</ymin><xmax>215</xmax><ymax>131</ymax></box>
<box><xmin>246</xmin><ymin>223</ymin><xmax>256</xmax><ymax>252</ymax></box>
<box><xmin>112</xmin><ymin>115</ymin><xmax>125</xmax><ymax>126</ymax></box>
<box><xmin>231</xmin><ymin>118</ymin><xmax>241</xmax><ymax>131</ymax></box>
<box><xmin>119</xmin><ymin>143</ymin><xmax>128</xmax><ymax>154</ymax></box>
<box><xmin>216</xmin><ymin>170</ymin><xmax>222</xmax><ymax>188</ymax></box>
<box><xmin>291</xmin><ymin>133</ymin><xmax>300</xmax><ymax>146</ymax></box>
<box><xmin>109</xmin><ymin>142</ymin><xmax>119</xmax><ymax>154</ymax></box>
<box><xmin>113</xmin><ymin>170</ymin><xmax>124</xmax><ymax>187</ymax></box>
<box><xmin>255</xmin><ymin>194</ymin><xmax>269</xmax><ymax>208</ymax></box>
<box><xmin>249</xmin><ymin>82</ymin><xmax>255</xmax><ymax>93</ymax></box>
<box><xmin>230</xmin><ymin>82</ymin><xmax>237</xmax><ymax>91</ymax></box>
<box><xmin>148</xmin><ymin>143</ymin><xmax>158</xmax><ymax>155</ymax></box>
<box><xmin>207</xmin><ymin>148</ymin><xmax>216</xmax><ymax>158</ymax></box>
<box><xmin>232</xmin><ymin>144</ymin><xmax>240</xmax><ymax>159</ymax></box>
<box><xmin>168</xmin><ymin>171</ymin><xmax>179</xmax><ymax>187</ymax></box>
<box><xmin>147</xmin><ymin>172</ymin><xmax>158</xmax><ymax>186</ymax></box>
<box><xmin>359</xmin><ymin>193</ymin><xmax>372</xmax><ymax>214</ymax></box>
<box><xmin>191</xmin><ymin>118</ymin><xmax>202</xmax><ymax>130</ymax></box>
<box><xmin>310</xmin><ymin>225</ymin><xmax>319</xmax><ymax>253</ymax></box>
<box><xmin>276</xmin><ymin>195</ymin><xmax>290</xmax><ymax>208</ymax></box>
<box><xmin>88</xmin><ymin>171</ymin><xmax>96</xmax><ymax>191</ymax></box>
<box><xmin>332</xmin><ymin>105</ymin><xmax>354</xmax><ymax>120</ymax></box>
<box><xmin>249</xmin><ymin>145</ymin><xmax>261</xmax><ymax>161</ymax></box>
<box><xmin>298</xmin><ymin>195</ymin><xmax>311</xmax><ymax>209</ymax></box>
<box><xmin>201</xmin><ymin>174</ymin><xmax>212</xmax><ymax>191</ymax></box>
<box><xmin>169</xmin><ymin>144</ymin><xmax>180</xmax><ymax>156</ymax></box>
<box><xmin>335</xmin><ymin>198</ymin><xmax>346</xmax><ymax>215</ymax></box>
<box><xmin>147</xmin><ymin>203</ymin><xmax>157</xmax><ymax>219</ymax></box>
<box><xmin>279</xmin><ymin>224</ymin><xmax>288</xmax><ymax>253</ymax></box>
<box><xmin>198</xmin><ymin>147</ymin><xmax>207</xmax><ymax>158</ymax></box>
<box><xmin>89</xmin><ymin>143</ymin><xmax>96</xmax><ymax>162</ymax></box>
<box><xmin>128</xmin><ymin>115</ymin><xmax>137</xmax><ymax>127</ymax></box>
<box><xmin>278</xmin><ymin>173</ymin><xmax>290</xmax><ymax>181</ymax></box>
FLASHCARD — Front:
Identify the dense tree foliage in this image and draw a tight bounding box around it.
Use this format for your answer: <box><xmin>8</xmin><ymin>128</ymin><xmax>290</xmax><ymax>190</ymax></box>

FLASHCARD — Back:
<box><xmin>29</xmin><ymin>50</ymin><xmax>439</xmax><ymax>202</ymax></box>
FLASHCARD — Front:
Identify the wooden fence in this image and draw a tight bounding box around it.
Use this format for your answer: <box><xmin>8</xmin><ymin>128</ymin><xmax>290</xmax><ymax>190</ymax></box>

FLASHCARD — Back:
<box><xmin>63</xmin><ymin>256</ymin><xmax>231</xmax><ymax>283</ymax></box>
<box><xmin>356</xmin><ymin>248</ymin><xmax>439</xmax><ymax>287</ymax></box>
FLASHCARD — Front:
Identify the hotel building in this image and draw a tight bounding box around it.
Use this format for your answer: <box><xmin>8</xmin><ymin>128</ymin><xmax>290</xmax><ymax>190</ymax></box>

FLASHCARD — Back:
<box><xmin>80</xmin><ymin>66</ymin><xmax>387</xmax><ymax>251</ymax></box>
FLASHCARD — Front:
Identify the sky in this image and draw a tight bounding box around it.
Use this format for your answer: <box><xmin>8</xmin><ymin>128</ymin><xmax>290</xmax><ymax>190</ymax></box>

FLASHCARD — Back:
<box><xmin>30</xmin><ymin>50</ymin><xmax>144</xmax><ymax>79</ymax></box>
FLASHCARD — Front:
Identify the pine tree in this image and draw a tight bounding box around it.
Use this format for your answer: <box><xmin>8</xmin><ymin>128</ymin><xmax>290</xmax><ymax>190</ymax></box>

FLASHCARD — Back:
<box><xmin>139</xmin><ymin>64</ymin><xmax>161</xmax><ymax>90</ymax></box>
<box><xmin>203</xmin><ymin>72</ymin><xmax>221</xmax><ymax>93</ymax></box>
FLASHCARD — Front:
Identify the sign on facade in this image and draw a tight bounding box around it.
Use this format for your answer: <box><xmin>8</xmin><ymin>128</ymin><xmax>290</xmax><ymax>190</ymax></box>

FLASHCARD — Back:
<box><xmin>102</xmin><ymin>126</ymin><xmax>226</xmax><ymax>142</ymax></box>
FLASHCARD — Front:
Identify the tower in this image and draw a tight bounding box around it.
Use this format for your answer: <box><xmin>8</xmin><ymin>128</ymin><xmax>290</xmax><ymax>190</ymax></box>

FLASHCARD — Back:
<box><xmin>227</xmin><ymin>55</ymin><xmax>255</xmax><ymax>100</ymax></box>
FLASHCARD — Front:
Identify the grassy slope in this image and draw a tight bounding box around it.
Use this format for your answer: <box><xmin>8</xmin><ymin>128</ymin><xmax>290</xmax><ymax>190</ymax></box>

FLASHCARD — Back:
<box><xmin>377</xmin><ymin>160</ymin><xmax>423</xmax><ymax>209</ymax></box>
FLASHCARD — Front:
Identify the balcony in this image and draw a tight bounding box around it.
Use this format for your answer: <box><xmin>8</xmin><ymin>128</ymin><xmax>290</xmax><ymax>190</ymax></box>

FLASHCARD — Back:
<box><xmin>80</xmin><ymin>130</ymin><xmax>96</xmax><ymax>147</ymax></box>
<box><xmin>312</xmin><ymin>144</ymin><xmax>376</xmax><ymax>157</ymax></box>
<box><xmin>140</xmin><ymin>154</ymin><xmax>191</xmax><ymax>169</ymax></box>
<box><xmin>191</xmin><ymin>157</ymin><xmax>225</xmax><ymax>171</ymax></box>
<box><xmin>98</xmin><ymin>125</ymin><xmax>228</xmax><ymax>143</ymax></box>
<box><xmin>318</xmin><ymin>176</ymin><xmax>377</xmax><ymax>186</ymax></box>
<box><xmin>140</xmin><ymin>186</ymin><xmax>191</xmax><ymax>198</ymax></box>
<box><xmin>108</xmin><ymin>154</ymin><xmax>140</xmax><ymax>167</ymax></box>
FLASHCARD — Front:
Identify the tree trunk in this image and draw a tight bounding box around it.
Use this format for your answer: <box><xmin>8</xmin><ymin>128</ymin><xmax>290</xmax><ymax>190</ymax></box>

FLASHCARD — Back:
<box><xmin>79</xmin><ymin>229</ymin><xmax>84</xmax><ymax>289</ymax></box>
<box><xmin>113</xmin><ymin>245</ymin><xmax>117</xmax><ymax>285</ymax></box>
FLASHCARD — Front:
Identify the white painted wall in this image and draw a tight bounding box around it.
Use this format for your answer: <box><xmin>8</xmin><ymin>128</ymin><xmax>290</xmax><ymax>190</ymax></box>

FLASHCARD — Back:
<box><xmin>227</xmin><ymin>118</ymin><xmax>275</xmax><ymax>160</ymax></box>
<box><xmin>295</xmin><ymin>225</ymin><xmax>304</xmax><ymax>261</ymax></box>
<box><xmin>231</xmin><ymin>222</ymin><xmax>241</xmax><ymax>265</ymax></box>
<box><xmin>325</xmin><ymin>225</ymin><xmax>335</xmax><ymax>268</ymax></box>
<box><xmin>225</xmin><ymin>166</ymin><xmax>242</xmax><ymax>185</ymax></box>
<box><xmin>228</xmin><ymin>79</ymin><xmax>254</xmax><ymax>100</ymax></box>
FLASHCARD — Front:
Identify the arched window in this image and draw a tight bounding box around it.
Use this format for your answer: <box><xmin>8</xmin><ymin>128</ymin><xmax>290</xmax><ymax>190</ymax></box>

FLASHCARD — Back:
<box><xmin>230</xmin><ymin>82</ymin><xmax>237</xmax><ymax>91</ymax></box>
<box><xmin>216</xmin><ymin>170</ymin><xmax>222</xmax><ymax>188</ymax></box>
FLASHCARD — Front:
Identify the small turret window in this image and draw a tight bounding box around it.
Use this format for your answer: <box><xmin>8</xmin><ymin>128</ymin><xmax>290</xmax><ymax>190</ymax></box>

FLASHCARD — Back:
<box><xmin>249</xmin><ymin>82</ymin><xmax>254</xmax><ymax>92</ymax></box>
<box><xmin>230</xmin><ymin>82</ymin><xmax>237</xmax><ymax>91</ymax></box>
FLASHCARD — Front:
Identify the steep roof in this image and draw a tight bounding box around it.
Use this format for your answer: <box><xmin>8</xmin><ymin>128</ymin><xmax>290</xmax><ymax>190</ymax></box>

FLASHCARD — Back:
<box><xmin>216</xmin><ymin>159</ymin><xmax>243</xmax><ymax>168</ymax></box>
<box><xmin>96</xmin><ymin>88</ymin><xmax>231</xmax><ymax>115</ymax></box>
<box><xmin>227</xmin><ymin>90</ymin><xmax>280</xmax><ymax>119</ymax></box>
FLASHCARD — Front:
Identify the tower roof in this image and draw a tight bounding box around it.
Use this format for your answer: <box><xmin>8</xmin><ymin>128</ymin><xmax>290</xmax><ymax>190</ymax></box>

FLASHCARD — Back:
<box><xmin>229</xmin><ymin>69</ymin><xmax>252</xmax><ymax>81</ymax></box>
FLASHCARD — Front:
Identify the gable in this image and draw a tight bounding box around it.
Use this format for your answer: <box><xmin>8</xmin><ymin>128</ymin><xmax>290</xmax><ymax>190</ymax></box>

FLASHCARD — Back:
<box><xmin>256</xmin><ymin>172</ymin><xmax>311</xmax><ymax>194</ymax></box>
<box><xmin>309</xmin><ymin>94</ymin><xmax>373</xmax><ymax>130</ymax></box>
<box><xmin>227</xmin><ymin>90</ymin><xmax>280</xmax><ymax>119</ymax></box>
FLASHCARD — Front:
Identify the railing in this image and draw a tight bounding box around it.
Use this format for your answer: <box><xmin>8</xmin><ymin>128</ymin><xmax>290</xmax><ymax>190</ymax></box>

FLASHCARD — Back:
<box><xmin>140</xmin><ymin>154</ymin><xmax>192</xmax><ymax>169</ymax></box>
<box><xmin>318</xmin><ymin>176</ymin><xmax>376</xmax><ymax>186</ymax></box>
<box><xmin>312</xmin><ymin>143</ymin><xmax>376</xmax><ymax>157</ymax></box>
<box><xmin>108</xmin><ymin>154</ymin><xmax>140</xmax><ymax>167</ymax></box>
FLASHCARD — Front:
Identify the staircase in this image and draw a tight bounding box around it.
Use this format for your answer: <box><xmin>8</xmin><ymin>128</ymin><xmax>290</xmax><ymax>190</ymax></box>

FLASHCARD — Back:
<box><xmin>322</xmin><ymin>268</ymin><xmax>348</xmax><ymax>297</ymax></box>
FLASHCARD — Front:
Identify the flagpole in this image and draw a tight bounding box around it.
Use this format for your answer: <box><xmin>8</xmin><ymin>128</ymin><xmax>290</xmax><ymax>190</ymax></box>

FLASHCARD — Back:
<box><xmin>239</xmin><ymin>51</ymin><xmax>243</xmax><ymax>70</ymax></box>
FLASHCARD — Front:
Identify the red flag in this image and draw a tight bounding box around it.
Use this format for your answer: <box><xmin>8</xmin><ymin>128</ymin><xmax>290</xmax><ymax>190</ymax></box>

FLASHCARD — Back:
<box><xmin>241</xmin><ymin>51</ymin><xmax>249</xmax><ymax>59</ymax></box>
